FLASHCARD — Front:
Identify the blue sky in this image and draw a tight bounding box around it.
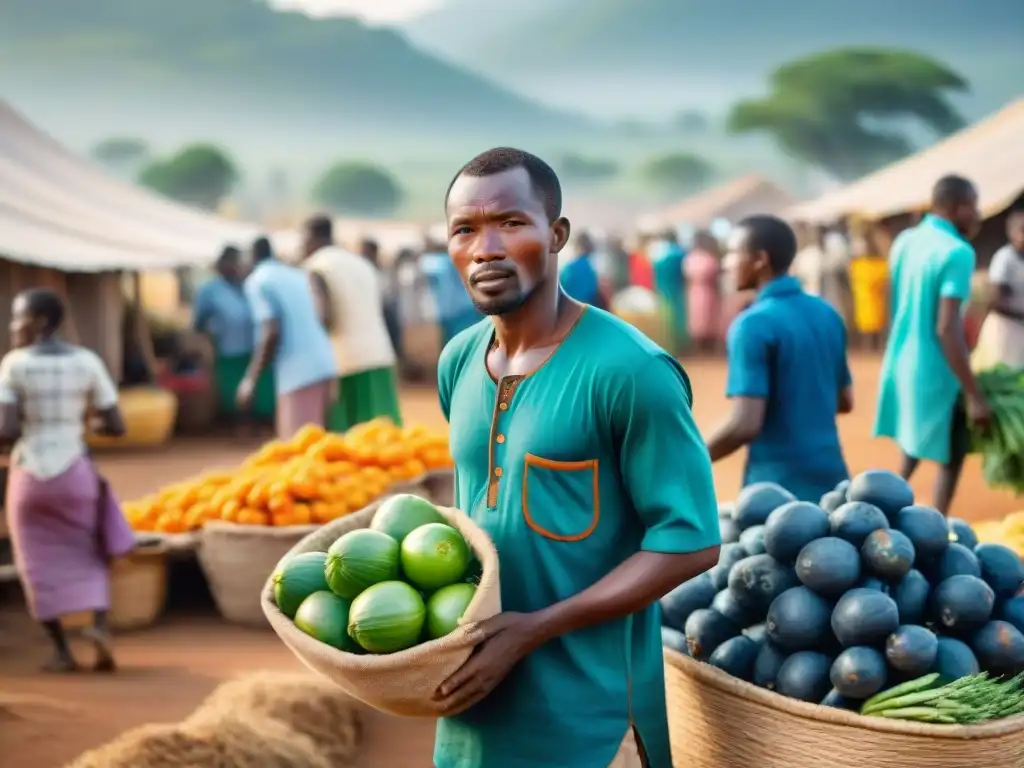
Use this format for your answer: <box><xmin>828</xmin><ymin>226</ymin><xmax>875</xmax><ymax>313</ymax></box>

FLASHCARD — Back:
<box><xmin>270</xmin><ymin>0</ymin><xmax>439</xmax><ymax>23</ymax></box>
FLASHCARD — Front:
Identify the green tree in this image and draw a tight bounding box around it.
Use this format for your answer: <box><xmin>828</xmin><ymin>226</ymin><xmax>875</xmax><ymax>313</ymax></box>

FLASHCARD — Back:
<box><xmin>641</xmin><ymin>153</ymin><xmax>714</xmax><ymax>197</ymax></box>
<box><xmin>727</xmin><ymin>48</ymin><xmax>968</xmax><ymax>180</ymax></box>
<box><xmin>673</xmin><ymin>110</ymin><xmax>709</xmax><ymax>134</ymax></box>
<box><xmin>558</xmin><ymin>153</ymin><xmax>619</xmax><ymax>183</ymax></box>
<box><xmin>311</xmin><ymin>161</ymin><xmax>403</xmax><ymax>216</ymax></box>
<box><xmin>91</xmin><ymin>137</ymin><xmax>149</xmax><ymax>173</ymax></box>
<box><xmin>138</xmin><ymin>143</ymin><xmax>239</xmax><ymax>210</ymax></box>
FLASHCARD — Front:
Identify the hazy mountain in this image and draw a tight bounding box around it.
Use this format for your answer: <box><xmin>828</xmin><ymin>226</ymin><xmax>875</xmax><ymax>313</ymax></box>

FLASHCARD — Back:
<box><xmin>0</xmin><ymin>0</ymin><xmax>590</xmax><ymax>158</ymax></box>
<box><xmin>404</xmin><ymin>0</ymin><xmax>1024</xmax><ymax>119</ymax></box>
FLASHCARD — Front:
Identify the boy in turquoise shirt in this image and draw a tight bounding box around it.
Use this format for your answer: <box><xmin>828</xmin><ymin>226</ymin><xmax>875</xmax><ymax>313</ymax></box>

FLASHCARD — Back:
<box><xmin>433</xmin><ymin>147</ymin><xmax>721</xmax><ymax>768</ymax></box>
<box><xmin>707</xmin><ymin>215</ymin><xmax>853</xmax><ymax>502</ymax></box>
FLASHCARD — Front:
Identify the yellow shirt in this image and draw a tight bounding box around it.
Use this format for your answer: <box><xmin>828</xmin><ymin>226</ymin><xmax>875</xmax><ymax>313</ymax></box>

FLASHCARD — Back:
<box><xmin>850</xmin><ymin>256</ymin><xmax>889</xmax><ymax>334</ymax></box>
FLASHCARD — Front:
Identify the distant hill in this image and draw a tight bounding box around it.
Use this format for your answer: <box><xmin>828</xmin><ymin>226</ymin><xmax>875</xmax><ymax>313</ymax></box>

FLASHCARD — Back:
<box><xmin>0</xmin><ymin>0</ymin><xmax>589</xmax><ymax>154</ymax></box>
<box><xmin>404</xmin><ymin>0</ymin><xmax>1024</xmax><ymax>119</ymax></box>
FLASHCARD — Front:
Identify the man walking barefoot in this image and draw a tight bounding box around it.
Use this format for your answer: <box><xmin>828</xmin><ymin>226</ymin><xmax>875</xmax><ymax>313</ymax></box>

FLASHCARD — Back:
<box><xmin>874</xmin><ymin>175</ymin><xmax>991</xmax><ymax>514</ymax></box>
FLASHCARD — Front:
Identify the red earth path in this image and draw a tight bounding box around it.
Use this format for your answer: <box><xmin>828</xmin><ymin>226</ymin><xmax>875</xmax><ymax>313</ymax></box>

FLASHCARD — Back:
<box><xmin>1</xmin><ymin>354</ymin><xmax>1018</xmax><ymax>767</ymax></box>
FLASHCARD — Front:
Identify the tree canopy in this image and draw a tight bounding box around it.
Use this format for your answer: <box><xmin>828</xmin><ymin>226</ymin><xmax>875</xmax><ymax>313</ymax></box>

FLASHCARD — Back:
<box><xmin>92</xmin><ymin>137</ymin><xmax>149</xmax><ymax>166</ymax></box>
<box><xmin>728</xmin><ymin>48</ymin><xmax>968</xmax><ymax>180</ymax></box>
<box><xmin>311</xmin><ymin>161</ymin><xmax>403</xmax><ymax>217</ymax></box>
<box><xmin>641</xmin><ymin>152</ymin><xmax>715</xmax><ymax>197</ymax></box>
<box><xmin>558</xmin><ymin>153</ymin><xmax>620</xmax><ymax>183</ymax></box>
<box><xmin>138</xmin><ymin>143</ymin><xmax>239</xmax><ymax>210</ymax></box>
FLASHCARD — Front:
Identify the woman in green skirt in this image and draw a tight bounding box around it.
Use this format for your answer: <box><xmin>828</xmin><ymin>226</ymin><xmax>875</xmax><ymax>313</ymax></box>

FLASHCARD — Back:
<box><xmin>193</xmin><ymin>246</ymin><xmax>275</xmax><ymax>425</ymax></box>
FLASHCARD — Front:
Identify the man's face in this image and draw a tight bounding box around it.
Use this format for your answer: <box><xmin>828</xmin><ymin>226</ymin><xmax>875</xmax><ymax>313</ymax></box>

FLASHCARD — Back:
<box><xmin>446</xmin><ymin>167</ymin><xmax>568</xmax><ymax>316</ymax></box>
<box><xmin>724</xmin><ymin>226</ymin><xmax>762</xmax><ymax>292</ymax></box>
<box><xmin>301</xmin><ymin>227</ymin><xmax>323</xmax><ymax>259</ymax></box>
<box><xmin>952</xmin><ymin>191</ymin><xmax>982</xmax><ymax>240</ymax></box>
<box><xmin>1007</xmin><ymin>216</ymin><xmax>1024</xmax><ymax>253</ymax></box>
<box><xmin>220</xmin><ymin>253</ymin><xmax>242</xmax><ymax>281</ymax></box>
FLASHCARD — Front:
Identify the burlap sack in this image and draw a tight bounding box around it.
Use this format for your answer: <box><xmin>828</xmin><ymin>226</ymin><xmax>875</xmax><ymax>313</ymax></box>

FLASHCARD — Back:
<box><xmin>261</xmin><ymin>499</ymin><xmax>501</xmax><ymax>717</ymax></box>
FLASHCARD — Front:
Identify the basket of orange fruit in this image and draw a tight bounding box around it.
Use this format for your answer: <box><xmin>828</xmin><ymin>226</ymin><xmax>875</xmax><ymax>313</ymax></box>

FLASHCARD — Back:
<box><xmin>122</xmin><ymin>420</ymin><xmax>453</xmax><ymax>626</ymax></box>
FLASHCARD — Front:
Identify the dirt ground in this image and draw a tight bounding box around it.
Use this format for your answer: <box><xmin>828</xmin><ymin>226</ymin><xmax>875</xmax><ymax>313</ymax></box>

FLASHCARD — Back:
<box><xmin>1</xmin><ymin>353</ymin><xmax>1019</xmax><ymax>768</ymax></box>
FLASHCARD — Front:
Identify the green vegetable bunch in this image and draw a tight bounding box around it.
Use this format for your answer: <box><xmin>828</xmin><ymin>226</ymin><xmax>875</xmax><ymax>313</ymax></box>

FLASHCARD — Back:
<box><xmin>972</xmin><ymin>366</ymin><xmax>1024</xmax><ymax>494</ymax></box>
<box><xmin>860</xmin><ymin>672</ymin><xmax>1024</xmax><ymax>724</ymax></box>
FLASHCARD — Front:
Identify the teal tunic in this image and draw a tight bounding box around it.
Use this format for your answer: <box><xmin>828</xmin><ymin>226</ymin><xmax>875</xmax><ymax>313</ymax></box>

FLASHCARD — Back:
<box><xmin>874</xmin><ymin>215</ymin><xmax>975</xmax><ymax>464</ymax></box>
<box><xmin>651</xmin><ymin>241</ymin><xmax>687</xmax><ymax>354</ymax></box>
<box><xmin>435</xmin><ymin>308</ymin><xmax>720</xmax><ymax>768</ymax></box>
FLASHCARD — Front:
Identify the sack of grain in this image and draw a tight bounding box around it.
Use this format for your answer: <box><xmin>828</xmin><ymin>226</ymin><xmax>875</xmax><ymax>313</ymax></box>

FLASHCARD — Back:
<box><xmin>262</xmin><ymin>500</ymin><xmax>501</xmax><ymax>717</ymax></box>
<box><xmin>188</xmin><ymin>671</ymin><xmax>361</xmax><ymax>765</ymax></box>
<box><xmin>67</xmin><ymin>713</ymin><xmax>328</xmax><ymax>768</ymax></box>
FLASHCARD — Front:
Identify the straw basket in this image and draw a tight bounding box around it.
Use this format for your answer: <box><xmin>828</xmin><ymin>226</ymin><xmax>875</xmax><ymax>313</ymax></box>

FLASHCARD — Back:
<box><xmin>262</xmin><ymin>499</ymin><xmax>501</xmax><ymax>717</ymax></box>
<box><xmin>87</xmin><ymin>387</ymin><xmax>177</xmax><ymax>449</ymax></box>
<box><xmin>664</xmin><ymin>648</ymin><xmax>1024</xmax><ymax>768</ymax></box>
<box><xmin>62</xmin><ymin>544</ymin><xmax>169</xmax><ymax>632</ymax></box>
<box><xmin>198</xmin><ymin>522</ymin><xmax>319</xmax><ymax>627</ymax></box>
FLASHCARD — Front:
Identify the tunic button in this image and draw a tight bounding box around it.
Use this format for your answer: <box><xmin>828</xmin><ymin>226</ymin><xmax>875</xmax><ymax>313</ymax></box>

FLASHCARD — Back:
<box><xmin>496</xmin><ymin>434</ymin><xmax>505</xmax><ymax>444</ymax></box>
<box><xmin>494</xmin><ymin>467</ymin><xmax>503</xmax><ymax>477</ymax></box>
<box><xmin>498</xmin><ymin>402</ymin><xmax>508</xmax><ymax>411</ymax></box>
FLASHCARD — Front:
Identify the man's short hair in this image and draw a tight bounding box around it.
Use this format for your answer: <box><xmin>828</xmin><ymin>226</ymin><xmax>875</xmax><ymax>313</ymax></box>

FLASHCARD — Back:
<box><xmin>736</xmin><ymin>214</ymin><xmax>799</xmax><ymax>274</ymax></box>
<box><xmin>932</xmin><ymin>175</ymin><xmax>977</xmax><ymax>210</ymax></box>
<box><xmin>445</xmin><ymin>147</ymin><xmax>562</xmax><ymax>221</ymax></box>
<box><xmin>306</xmin><ymin>214</ymin><xmax>333</xmax><ymax>241</ymax></box>
<box><xmin>217</xmin><ymin>245</ymin><xmax>241</xmax><ymax>267</ymax></box>
<box><xmin>252</xmin><ymin>236</ymin><xmax>273</xmax><ymax>262</ymax></box>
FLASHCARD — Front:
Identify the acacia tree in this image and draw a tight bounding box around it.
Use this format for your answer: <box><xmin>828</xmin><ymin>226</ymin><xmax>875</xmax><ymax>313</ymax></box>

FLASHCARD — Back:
<box><xmin>138</xmin><ymin>144</ymin><xmax>239</xmax><ymax>210</ymax></box>
<box><xmin>311</xmin><ymin>161</ymin><xmax>403</xmax><ymax>217</ymax></box>
<box><xmin>728</xmin><ymin>48</ymin><xmax>968</xmax><ymax>180</ymax></box>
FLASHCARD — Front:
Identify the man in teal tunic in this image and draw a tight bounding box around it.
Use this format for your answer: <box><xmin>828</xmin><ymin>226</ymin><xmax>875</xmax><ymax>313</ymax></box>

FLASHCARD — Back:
<box><xmin>433</xmin><ymin>147</ymin><xmax>721</xmax><ymax>768</ymax></box>
<box><xmin>874</xmin><ymin>175</ymin><xmax>991</xmax><ymax>514</ymax></box>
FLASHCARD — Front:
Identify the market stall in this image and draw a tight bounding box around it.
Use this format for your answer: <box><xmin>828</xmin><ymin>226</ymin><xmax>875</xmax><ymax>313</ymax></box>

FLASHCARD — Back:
<box><xmin>786</xmin><ymin>98</ymin><xmax>1024</xmax><ymax>265</ymax></box>
<box><xmin>0</xmin><ymin>100</ymin><xmax>286</xmax><ymax>439</ymax></box>
<box><xmin>121</xmin><ymin>419</ymin><xmax>454</xmax><ymax>627</ymax></box>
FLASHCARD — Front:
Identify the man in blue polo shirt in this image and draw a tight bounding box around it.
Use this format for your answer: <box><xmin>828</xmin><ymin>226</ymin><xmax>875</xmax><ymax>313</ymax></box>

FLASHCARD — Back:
<box><xmin>560</xmin><ymin>232</ymin><xmax>606</xmax><ymax>309</ymax></box>
<box><xmin>707</xmin><ymin>214</ymin><xmax>853</xmax><ymax>502</ymax></box>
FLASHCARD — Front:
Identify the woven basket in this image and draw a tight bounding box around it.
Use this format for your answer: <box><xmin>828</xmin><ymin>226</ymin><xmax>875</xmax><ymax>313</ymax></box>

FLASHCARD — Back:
<box><xmin>420</xmin><ymin>470</ymin><xmax>455</xmax><ymax>506</ymax></box>
<box><xmin>262</xmin><ymin>499</ymin><xmax>501</xmax><ymax>717</ymax></box>
<box><xmin>62</xmin><ymin>544</ymin><xmax>169</xmax><ymax>632</ymax></box>
<box><xmin>87</xmin><ymin>386</ymin><xmax>178</xmax><ymax>449</ymax></box>
<box><xmin>198</xmin><ymin>522</ymin><xmax>319</xmax><ymax>627</ymax></box>
<box><xmin>664</xmin><ymin>648</ymin><xmax>1024</xmax><ymax>768</ymax></box>
<box><xmin>150</xmin><ymin>531</ymin><xmax>201</xmax><ymax>560</ymax></box>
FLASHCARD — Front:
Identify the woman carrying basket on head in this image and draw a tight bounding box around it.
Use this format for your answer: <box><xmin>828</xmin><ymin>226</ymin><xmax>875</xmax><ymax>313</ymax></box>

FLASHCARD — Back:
<box><xmin>0</xmin><ymin>289</ymin><xmax>136</xmax><ymax>673</ymax></box>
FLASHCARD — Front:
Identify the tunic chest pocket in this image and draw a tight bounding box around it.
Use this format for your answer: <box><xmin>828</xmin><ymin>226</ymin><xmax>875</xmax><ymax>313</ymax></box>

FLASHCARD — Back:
<box><xmin>522</xmin><ymin>454</ymin><xmax>600</xmax><ymax>542</ymax></box>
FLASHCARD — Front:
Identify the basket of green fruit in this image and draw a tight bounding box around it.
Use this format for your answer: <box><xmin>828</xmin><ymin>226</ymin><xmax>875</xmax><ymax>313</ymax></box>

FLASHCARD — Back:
<box><xmin>261</xmin><ymin>493</ymin><xmax>499</xmax><ymax>717</ymax></box>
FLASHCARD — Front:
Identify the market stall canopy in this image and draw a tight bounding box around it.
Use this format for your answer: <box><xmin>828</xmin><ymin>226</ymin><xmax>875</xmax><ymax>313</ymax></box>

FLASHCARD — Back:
<box><xmin>787</xmin><ymin>99</ymin><xmax>1024</xmax><ymax>224</ymax></box>
<box><xmin>637</xmin><ymin>175</ymin><xmax>799</xmax><ymax>232</ymax></box>
<box><xmin>0</xmin><ymin>100</ymin><xmax>259</xmax><ymax>271</ymax></box>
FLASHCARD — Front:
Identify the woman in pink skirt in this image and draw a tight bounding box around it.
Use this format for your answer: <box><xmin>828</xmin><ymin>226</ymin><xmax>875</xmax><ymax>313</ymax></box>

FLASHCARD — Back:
<box><xmin>0</xmin><ymin>289</ymin><xmax>135</xmax><ymax>672</ymax></box>
<box><xmin>684</xmin><ymin>231</ymin><xmax>723</xmax><ymax>354</ymax></box>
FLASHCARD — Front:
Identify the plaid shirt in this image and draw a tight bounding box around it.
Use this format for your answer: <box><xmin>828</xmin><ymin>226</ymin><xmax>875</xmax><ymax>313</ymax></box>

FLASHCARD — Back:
<box><xmin>0</xmin><ymin>346</ymin><xmax>118</xmax><ymax>478</ymax></box>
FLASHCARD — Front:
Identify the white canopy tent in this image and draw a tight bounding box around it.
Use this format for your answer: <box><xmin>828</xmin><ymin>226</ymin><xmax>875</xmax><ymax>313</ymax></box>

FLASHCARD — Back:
<box><xmin>0</xmin><ymin>100</ymin><xmax>259</xmax><ymax>271</ymax></box>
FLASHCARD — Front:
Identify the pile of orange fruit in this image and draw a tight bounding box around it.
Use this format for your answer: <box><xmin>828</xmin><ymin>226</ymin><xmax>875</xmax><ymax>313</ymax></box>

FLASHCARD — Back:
<box><xmin>123</xmin><ymin>419</ymin><xmax>453</xmax><ymax>534</ymax></box>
